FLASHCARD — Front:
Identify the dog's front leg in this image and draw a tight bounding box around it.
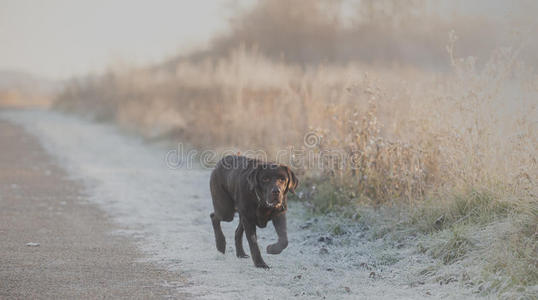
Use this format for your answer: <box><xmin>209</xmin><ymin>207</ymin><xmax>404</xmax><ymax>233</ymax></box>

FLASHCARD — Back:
<box><xmin>235</xmin><ymin>222</ymin><xmax>249</xmax><ymax>258</ymax></box>
<box><xmin>267</xmin><ymin>212</ymin><xmax>288</xmax><ymax>254</ymax></box>
<box><xmin>242</xmin><ymin>217</ymin><xmax>269</xmax><ymax>269</ymax></box>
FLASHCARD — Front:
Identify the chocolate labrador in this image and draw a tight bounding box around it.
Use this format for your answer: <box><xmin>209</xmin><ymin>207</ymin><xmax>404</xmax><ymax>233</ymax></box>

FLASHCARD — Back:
<box><xmin>209</xmin><ymin>155</ymin><xmax>298</xmax><ymax>268</ymax></box>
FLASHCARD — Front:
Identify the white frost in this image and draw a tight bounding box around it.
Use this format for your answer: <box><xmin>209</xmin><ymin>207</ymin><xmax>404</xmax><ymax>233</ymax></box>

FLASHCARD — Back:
<box><xmin>1</xmin><ymin>109</ymin><xmax>476</xmax><ymax>299</ymax></box>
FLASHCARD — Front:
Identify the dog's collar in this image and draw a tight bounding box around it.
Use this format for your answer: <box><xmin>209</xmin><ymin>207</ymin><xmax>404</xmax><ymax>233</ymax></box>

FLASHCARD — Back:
<box><xmin>255</xmin><ymin>188</ymin><xmax>271</xmax><ymax>208</ymax></box>
<box><xmin>254</xmin><ymin>188</ymin><xmax>263</xmax><ymax>204</ymax></box>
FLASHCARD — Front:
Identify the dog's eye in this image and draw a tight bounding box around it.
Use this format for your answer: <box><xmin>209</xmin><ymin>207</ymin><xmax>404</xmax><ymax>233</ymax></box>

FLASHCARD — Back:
<box><xmin>262</xmin><ymin>177</ymin><xmax>270</xmax><ymax>182</ymax></box>
<box><xmin>277</xmin><ymin>177</ymin><xmax>285</xmax><ymax>182</ymax></box>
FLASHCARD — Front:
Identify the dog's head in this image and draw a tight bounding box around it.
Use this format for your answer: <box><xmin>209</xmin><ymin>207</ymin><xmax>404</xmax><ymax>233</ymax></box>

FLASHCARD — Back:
<box><xmin>247</xmin><ymin>162</ymin><xmax>298</xmax><ymax>210</ymax></box>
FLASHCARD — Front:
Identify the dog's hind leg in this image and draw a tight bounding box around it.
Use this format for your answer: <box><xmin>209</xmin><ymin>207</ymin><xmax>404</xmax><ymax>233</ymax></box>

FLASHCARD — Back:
<box><xmin>210</xmin><ymin>212</ymin><xmax>226</xmax><ymax>253</ymax></box>
<box><xmin>209</xmin><ymin>170</ymin><xmax>235</xmax><ymax>254</ymax></box>
<box><xmin>235</xmin><ymin>221</ymin><xmax>249</xmax><ymax>258</ymax></box>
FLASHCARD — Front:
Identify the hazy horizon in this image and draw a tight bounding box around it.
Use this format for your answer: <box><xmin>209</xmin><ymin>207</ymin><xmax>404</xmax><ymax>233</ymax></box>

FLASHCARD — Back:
<box><xmin>0</xmin><ymin>0</ymin><xmax>531</xmax><ymax>80</ymax></box>
<box><xmin>0</xmin><ymin>0</ymin><xmax>257</xmax><ymax>80</ymax></box>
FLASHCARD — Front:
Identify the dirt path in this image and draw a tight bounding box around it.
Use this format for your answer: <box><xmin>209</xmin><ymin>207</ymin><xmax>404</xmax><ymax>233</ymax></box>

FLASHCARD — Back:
<box><xmin>0</xmin><ymin>119</ymin><xmax>186</xmax><ymax>299</ymax></box>
<box><xmin>0</xmin><ymin>109</ymin><xmax>477</xmax><ymax>299</ymax></box>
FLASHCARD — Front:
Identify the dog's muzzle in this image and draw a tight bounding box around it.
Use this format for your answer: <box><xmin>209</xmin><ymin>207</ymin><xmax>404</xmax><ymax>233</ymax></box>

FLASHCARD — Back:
<box><xmin>255</xmin><ymin>189</ymin><xmax>281</xmax><ymax>208</ymax></box>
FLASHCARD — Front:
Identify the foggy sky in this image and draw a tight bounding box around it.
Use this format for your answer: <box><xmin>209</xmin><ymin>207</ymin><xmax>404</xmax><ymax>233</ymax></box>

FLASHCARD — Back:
<box><xmin>0</xmin><ymin>0</ymin><xmax>239</xmax><ymax>79</ymax></box>
<box><xmin>0</xmin><ymin>0</ymin><xmax>525</xmax><ymax>80</ymax></box>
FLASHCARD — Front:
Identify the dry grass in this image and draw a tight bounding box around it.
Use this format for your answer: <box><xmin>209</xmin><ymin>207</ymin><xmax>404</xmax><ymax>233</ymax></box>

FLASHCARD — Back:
<box><xmin>54</xmin><ymin>40</ymin><xmax>537</xmax><ymax>207</ymax></box>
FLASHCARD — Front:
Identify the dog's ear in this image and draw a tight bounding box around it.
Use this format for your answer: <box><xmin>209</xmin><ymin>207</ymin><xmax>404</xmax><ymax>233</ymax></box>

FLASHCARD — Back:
<box><xmin>284</xmin><ymin>166</ymin><xmax>299</xmax><ymax>194</ymax></box>
<box><xmin>247</xmin><ymin>163</ymin><xmax>261</xmax><ymax>192</ymax></box>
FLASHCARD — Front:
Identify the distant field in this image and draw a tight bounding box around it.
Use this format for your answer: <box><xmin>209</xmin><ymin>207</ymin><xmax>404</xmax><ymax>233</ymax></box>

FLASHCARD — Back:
<box><xmin>0</xmin><ymin>70</ymin><xmax>58</xmax><ymax>108</ymax></box>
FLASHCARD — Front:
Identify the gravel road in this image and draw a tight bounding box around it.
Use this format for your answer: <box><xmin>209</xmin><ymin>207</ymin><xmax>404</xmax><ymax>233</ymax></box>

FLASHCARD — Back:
<box><xmin>0</xmin><ymin>119</ymin><xmax>186</xmax><ymax>299</ymax></box>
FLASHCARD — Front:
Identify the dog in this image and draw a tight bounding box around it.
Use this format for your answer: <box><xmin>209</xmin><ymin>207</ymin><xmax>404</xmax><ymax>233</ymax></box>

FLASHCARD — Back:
<box><xmin>209</xmin><ymin>155</ymin><xmax>298</xmax><ymax>268</ymax></box>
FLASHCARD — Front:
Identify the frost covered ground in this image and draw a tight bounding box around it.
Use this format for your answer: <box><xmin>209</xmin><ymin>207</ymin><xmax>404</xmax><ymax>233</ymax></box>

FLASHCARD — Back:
<box><xmin>1</xmin><ymin>109</ymin><xmax>478</xmax><ymax>299</ymax></box>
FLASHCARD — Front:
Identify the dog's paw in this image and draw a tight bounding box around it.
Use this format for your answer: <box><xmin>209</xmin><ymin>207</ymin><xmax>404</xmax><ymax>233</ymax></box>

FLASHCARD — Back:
<box><xmin>255</xmin><ymin>261</ymin><xmax>270</xmax><ymax>269</ymax></box>
<box><xmin>216</xmin><ymin>240</ymin><xmax>226</xmax><ymax>254</ymax></box>
<box><xmin>236</xmin><ymin>252</ymin><xmax>249</xmax><ymax>259</ymax></box>
<box><xmin>267</xmin><ymin>243</ymin><xmax>284</xmax><ymax>255</ymax></box>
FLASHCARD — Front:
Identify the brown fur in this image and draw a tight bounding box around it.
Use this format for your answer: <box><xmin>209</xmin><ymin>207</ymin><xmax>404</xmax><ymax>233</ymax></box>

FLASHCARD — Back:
<box><xmin>209</xmin><ymin>155</ymin><xmax>298</xmax><ymax>268</ymax></box>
